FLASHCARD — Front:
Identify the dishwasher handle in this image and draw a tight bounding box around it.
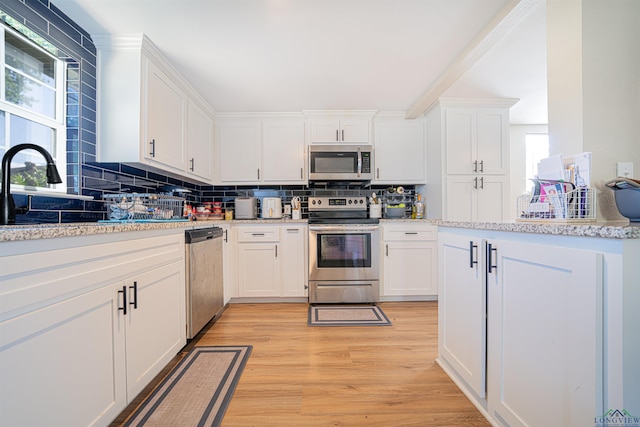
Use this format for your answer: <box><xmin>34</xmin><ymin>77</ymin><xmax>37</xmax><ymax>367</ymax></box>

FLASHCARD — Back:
<box><xmin>185</xmin><ymin>227</ymin><xmax>223</xmax><ymax>243</ymax></box>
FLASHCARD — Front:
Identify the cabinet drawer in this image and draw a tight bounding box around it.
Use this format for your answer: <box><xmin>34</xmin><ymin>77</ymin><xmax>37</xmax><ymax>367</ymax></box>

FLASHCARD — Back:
<box><xmin>383</xmin><ymin>223</ymin><xmax>437</xmax><ymax>241</ymax></box>
<box><xmin>236</xmin><ymin>227</ymin><xmax>280</xmax><ymax>242</ymax></box>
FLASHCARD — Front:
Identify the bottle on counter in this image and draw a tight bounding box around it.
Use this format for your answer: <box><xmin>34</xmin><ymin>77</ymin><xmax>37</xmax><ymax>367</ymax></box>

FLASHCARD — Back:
<box><xmin>415</xmin><ymin>194</ymin><xmax>425</xmax><ymax>219</ymax></box>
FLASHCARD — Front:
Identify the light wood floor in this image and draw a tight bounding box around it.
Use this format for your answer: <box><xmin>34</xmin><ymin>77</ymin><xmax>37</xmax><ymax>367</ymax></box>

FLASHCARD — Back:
<box><xmin>113</xmin><ymin>301</ymin><xmax>490</xmax><ymax>427</ymax></box>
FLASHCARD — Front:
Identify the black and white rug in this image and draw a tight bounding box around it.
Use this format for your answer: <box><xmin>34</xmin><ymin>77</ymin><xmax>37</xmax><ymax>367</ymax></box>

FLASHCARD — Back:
<box><xmin>124</xmin><ymin>346</ymin><xmax>251</xmax><ymax>426</ymax></box>
<box><xmin>308</xmin><ymin>305</ymin><xmax>392</xmax><ymax>326</ymax></box>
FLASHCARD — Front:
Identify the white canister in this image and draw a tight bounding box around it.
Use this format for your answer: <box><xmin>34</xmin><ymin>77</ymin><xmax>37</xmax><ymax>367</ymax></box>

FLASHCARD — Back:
<box><xmin>369</xmin><ymin>204</ymin><xmax>382</xmax><ymax>218</ymax></box>
<box><xmin>292</xmin><ymin>209</ymin><xmax>301</xmax><ymax>220</ymax></box>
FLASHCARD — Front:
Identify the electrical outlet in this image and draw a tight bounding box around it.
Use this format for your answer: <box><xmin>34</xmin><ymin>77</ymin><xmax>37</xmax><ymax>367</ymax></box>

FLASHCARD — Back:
<box><xmin>616</xmin><ymin>162</ymin><xmax>634</xmax><ymax>178</ymax></box>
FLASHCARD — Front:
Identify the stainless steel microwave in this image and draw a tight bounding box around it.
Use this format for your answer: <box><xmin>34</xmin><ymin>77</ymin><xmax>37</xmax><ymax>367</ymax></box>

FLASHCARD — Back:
<box><xmin>308</xmin><ymin>145</ymin><xmax>373</xmax><ymax>181</ymax></box>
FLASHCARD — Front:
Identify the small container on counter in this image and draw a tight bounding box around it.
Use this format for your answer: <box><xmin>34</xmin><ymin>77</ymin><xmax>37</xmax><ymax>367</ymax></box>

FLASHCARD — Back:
<box><xmin>225</xmin><ymin>209</ymin><xmax>233</xmax><ymax>220</ymax></box>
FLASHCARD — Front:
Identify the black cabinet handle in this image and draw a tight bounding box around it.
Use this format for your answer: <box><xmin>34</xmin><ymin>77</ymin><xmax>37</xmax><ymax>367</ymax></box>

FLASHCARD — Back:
<box><xmin>474</xmin><ymin>177</ymin><xmax>478</xmax><ymax>189</ymax></box>
<box><xmin>469</xmin><ymin>241</ymin><xmax>478</xmax><ymax>268</ymax></box>
<box><xmin>341</xmin><ymin>129</ymin><xmax>344</xmax><ymax>141</ymax></box>
<box><xmin>190</xmin><ymin>158</ymin><xmax>195</xmax><ymax>171</ymax></box>
<box><xmin>385</xmin><ymin>244</ymin><xmax>389</xmax><ymax>257</ymax></box>
<box><xmin>275</xmin><ymin>244</ymin><xmax>278</xmax><ymax>258</ymax></box>
<box><xmin>473</xmin><ymin>160</ymin><xmax>478</xmax><ymax>173</ymax></box>
<box><xmin>130</xmin><ymin>281</ymin><xmax>138</xmax><ymax>309</ymax></box>
<box><xmin>224</xmin><ymin>229</ymin><xmax>228</xmax><ymax>242</ymax></box>
<box><xmin>486</xmin><ymin>242</ymin><xmax>498</xmax><ymax>274</ymax></box>
<box><xmin>479</xmin><ymin>160</ymin><xmax>484</xmax><ymax>173</ymax></box>
<box><xmin>479</xmin><ymin>177</ymin><xmax>484</xmax><ymax>189</ymax></box>
<box><xmin>149</xmin><ymin>139</ymin><xmax>156</xmax><ymax>157</ymax></box>
<box><xmin>336</xmin><ymin>130</ymin><xmax>339</xmax><ymax>142</ymax></box>
<box><xmin>118</xmin><ymin>285</ymin><xmax>127</xmax><ymax>315</ymax></box>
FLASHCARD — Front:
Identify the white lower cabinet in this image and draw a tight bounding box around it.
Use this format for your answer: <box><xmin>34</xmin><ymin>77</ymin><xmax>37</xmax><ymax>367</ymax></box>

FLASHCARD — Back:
<box><xmin>233</xmin><ymin>224</ymin><xmax>308</xmax><ymax>300</ymax></box>
<box><xmin>0</xmin><ymin>231</ymin><xmax>186</xmax><ymax>427</ymax></box>
<box><xmin>381</xmin><ymin>222</ymin><xmax>438</xmax><ymax>299</ymax></box>
<box><xmin>438</xmin><ymin>232</ymin><xmax>486</xmax><ymax>398</ymax></box>
<box><xmin>280</xmin><ymin>225</ymin><xmax>308</xmax><ymax>297</ymax></box>
<box><xmin>122</xmin><ymin>261</ymin><xmax>185</xmax><ymax>398</ymax></box>
<box><xmin>438</xmin><ymin>228</ymin><xmax>604</xmax><ymax>427</ymax></box>
<box><xmin>219</xmin><ymin>223</ymin><xmax>234</xmax><ymax>304</ymax></box>
<box><xmin>0</xmin><ymin>283</ymin><xmax>126</xmax><ymax>427</ymax></box>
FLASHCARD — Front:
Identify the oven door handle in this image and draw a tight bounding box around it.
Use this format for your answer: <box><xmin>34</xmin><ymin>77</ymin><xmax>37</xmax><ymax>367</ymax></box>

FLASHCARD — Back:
<box><xmin>309</xmin><ymin>225</ymin><xmax>379</xmax><ymax>232</ymax></box>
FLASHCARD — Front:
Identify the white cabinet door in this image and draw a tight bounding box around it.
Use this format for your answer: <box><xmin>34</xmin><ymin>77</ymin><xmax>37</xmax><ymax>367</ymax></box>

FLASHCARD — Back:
<box><xmin>218</xmin><ymin>119</ymin><xmax>262</xmax><ymax>182</ymax></box>
<box><xmin>0</xmin><ymin>285</ymin><xmax>126</xmax><ymax>427</ymax></box>
<box><xmin>219</xmin><ymin>224</ymin><xmax>235</xmax><ymax>304</ymax></box>
<box><xmin>444</xmin><ymin>107</ymin><xmax>509</xmax><ymax>175</ymax></box>
<box><xmin>476</xmin><ymin>108</ymin><xmax>509</xmax><ymax>175</ymax></box>
<box><xmin>340</xmin><ymin>119</ymin><xmax>370</xmax><ymax>143</ymax></box>
<box><xmin>310</xmin><ymin>118</ymin><xmax>342</xmax><ymax>143</ymax></box>
<box><xmin>438</xmin><ymin>231</ymin><xmax>486</xmax><ymax>399</ymax></box>
<box><xmin>444</xmin><ymin>108</ymin><xmax>476</xmax><ymax>175</ymax></box>
<box><xmin>445</xmin><ymin>175</ymin><xmax>509</xmax><ymax>222</ymax></box>
<box><xmin>383</xmin><ymin>240</ymin><xmax>437</xmax><ymax>296</ymax></box>
<box><xmin>309</xmin><ymin>117</ymin><xmax>370</xmax><ymax>143</ymax></box>
<box><xmin>144</xmin><ymin>58</ymin><xmax>186</xmax><ymax>171</ymax></box>
<box><xmin>487</xmin><ymin>239</ymin><xmax>603</xmax><ymax>427</ymax></box>
<box><xmin>445</xmin><ymin>176</ymin><xmax>476</xmax><ymax>222</ymax></box>
<box><xmin>186</xmin><ymin>100</ymin><xmax>213</xmax><ymax>180</ymax></box>
<box><xmin>373</xmin><ymin>120</ymin><xmax>426</xmax><ymax>183</ymax></box>
<box><xmin>124</xmin><ymin>261</ymin><xmax>186</xmax><ymax>398</ymax></box>
<box><xmin>262</xmin><ymin>120</ymin><xmax>306</xmax><ymax>183</ymax></box>
<box><xmin>476</xmin><ymin>175</ymin><xmax>509</xmax><ymax>222</ymax></box>
<box><xmin>280</xmin><ymin>226</ymin><xmax>308</xmax><ymax>297</ymax></box>
<box><xmin>237</xmin><ymin>242</ymin><xmax>281</xmax><ymax>297</ymax></box>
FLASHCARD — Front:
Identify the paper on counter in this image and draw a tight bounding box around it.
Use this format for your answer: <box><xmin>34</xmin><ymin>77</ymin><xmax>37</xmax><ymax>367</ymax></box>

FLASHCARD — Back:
<box><xmin>537</xmin><ymin>154</ymin><xmax>565</xmax><ymax>181</ymax></box>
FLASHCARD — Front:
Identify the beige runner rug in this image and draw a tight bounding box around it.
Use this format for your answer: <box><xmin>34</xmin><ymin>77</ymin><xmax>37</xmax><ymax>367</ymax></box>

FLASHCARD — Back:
<box><xmin>124</xmin><ymin>346</ymin><xmax>251</xmax><ymax>426</ymax></box>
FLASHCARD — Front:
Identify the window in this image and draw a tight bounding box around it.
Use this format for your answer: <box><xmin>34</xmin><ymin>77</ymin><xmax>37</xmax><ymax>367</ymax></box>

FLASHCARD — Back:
<box><xmin>525</xmin><ymin>133</ymin><xmax>549</xmax><ymax>189</ymax></box>
<box><xmin>0</xmin><ymin>24</ymin><xmax>66</xmax><ymax>192</ymax></box>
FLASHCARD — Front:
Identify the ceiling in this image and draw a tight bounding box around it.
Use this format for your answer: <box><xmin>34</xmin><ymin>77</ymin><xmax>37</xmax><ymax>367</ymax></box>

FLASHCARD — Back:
<box><xmin>53</xmin><ymin>0</ymin><xmax>548</xmax><ymax>124</ymax></box>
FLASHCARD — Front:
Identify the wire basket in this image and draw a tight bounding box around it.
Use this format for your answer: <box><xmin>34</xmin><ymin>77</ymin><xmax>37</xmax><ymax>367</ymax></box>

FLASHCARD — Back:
<box><xmin>517</xmin><ymin>187</ymin><xmax>596</xmax><ymax>222</ymax></box>
<box><xmin>104</xmin><ymin>193</ymin><xmax>185</xmax><ymax>221</ymax></box>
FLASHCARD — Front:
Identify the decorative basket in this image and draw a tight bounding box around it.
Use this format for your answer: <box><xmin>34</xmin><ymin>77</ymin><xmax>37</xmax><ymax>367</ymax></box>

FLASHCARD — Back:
<box><xmin>516</xmin><ymin>187</ymin><xmax>596</xmax><ymax>223</ymax></box>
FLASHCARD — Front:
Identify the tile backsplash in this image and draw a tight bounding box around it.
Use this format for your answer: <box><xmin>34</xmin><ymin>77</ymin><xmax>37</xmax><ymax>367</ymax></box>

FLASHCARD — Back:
<box><xmin>15</xmin><ymin>159</ymin><xmax>415</xmax><ymax>223</ymax></box>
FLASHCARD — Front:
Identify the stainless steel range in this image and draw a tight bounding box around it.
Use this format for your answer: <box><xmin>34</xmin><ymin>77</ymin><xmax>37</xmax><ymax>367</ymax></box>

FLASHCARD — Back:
<box><xmin>307</xmin><ymin>196</ymin><xmax>380</xmax><ymax>304</ymax></box>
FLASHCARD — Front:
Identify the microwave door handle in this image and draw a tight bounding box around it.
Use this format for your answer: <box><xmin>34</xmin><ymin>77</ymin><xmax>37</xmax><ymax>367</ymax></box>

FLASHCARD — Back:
<box><xmin>357</xmin><ymin>148</ymin><xmax>362</xmax><ymax>177</ymax></box>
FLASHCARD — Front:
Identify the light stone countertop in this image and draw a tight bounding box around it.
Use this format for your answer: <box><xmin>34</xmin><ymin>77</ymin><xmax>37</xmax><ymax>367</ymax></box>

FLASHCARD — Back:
<box><xmin>2</xmin><ymin>217</ymin><xmax>639</xmax><ymax>242</ymax></box>
<box><xmin>0</xmin><ymin>218</ymin><xmax>308</xmax><ymax>242</ymax></box>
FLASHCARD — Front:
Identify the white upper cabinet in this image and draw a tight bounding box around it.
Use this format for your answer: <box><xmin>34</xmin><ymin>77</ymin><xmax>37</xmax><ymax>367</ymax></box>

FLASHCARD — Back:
<box><xmin>444</xmin><ymin>106</ymin><xmax>510</xmax><ymax>175</ymax></box>
<box><xmin>144</xmin><ymin>58</ymin><xmax>186</xmax><ymax>171</ymax></box>
<box><xmin>305</xmin><ymin>110</ymin><xmax>375</xmax><ymax>144</ymax></box>
<box><xmin>94</xmin><ymin>34</ymin><xmax>215</xmax><ymax>183</ymax></box>
<box><xmin>262</xmin><ymin>119</ymin><xmax>306</xmax><ymax>182</ymax></box>
<box><xmin>216</xmin><ymin>115</ymin><xmax>306</xmax><ymax>184</ymax></box>
<box><xmin>373</xmin><ymin>115</ymin><xmax>426</xmax><ymax>184</ymax></box>
<box><xmin>186</xmin><ymin>100</ymin><xmax>214</xmax><ymax>180</ymax></box>
<box><xmin>218</xmin><ymin>118</ymin><xmax>262</xmax><ymax>182</ymax></box>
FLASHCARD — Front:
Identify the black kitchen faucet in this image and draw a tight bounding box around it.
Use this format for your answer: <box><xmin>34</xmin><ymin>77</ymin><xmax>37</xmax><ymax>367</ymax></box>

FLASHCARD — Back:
<box><xmin>1</xmin><ymin>143</ymin><xmax>63</xmax><ymax>225</ymax></box>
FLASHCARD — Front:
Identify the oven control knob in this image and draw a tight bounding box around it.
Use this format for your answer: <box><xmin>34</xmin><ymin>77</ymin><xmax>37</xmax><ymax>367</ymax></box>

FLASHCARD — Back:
<box><xmin>348</xmin><ymin>199</ymin><xmax>352</xmax><ymax>204</ymax></box>
<box><xmin>359</xmin><ymin>199</ymin><xmax>364</xmax><ymax>204</ymax></box>
<box><xmin>317</xmin><ymin>200</ymin><xmax>322</xmax><ymax>205</ymax></box>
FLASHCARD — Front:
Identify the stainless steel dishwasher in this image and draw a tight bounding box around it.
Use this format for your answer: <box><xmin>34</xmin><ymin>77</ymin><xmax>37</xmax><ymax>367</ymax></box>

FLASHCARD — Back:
<box><xmin>185</xmin><ymin>227</ymin><xmax>224</xmax><ymax>339</ymax></box>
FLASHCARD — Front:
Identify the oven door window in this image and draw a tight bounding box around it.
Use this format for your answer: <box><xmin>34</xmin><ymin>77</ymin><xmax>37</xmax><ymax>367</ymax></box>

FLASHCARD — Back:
<box><xmin>317</xmin><ymin>233</ymin><xmax>371</xmax><ymax>268</ymax></box>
